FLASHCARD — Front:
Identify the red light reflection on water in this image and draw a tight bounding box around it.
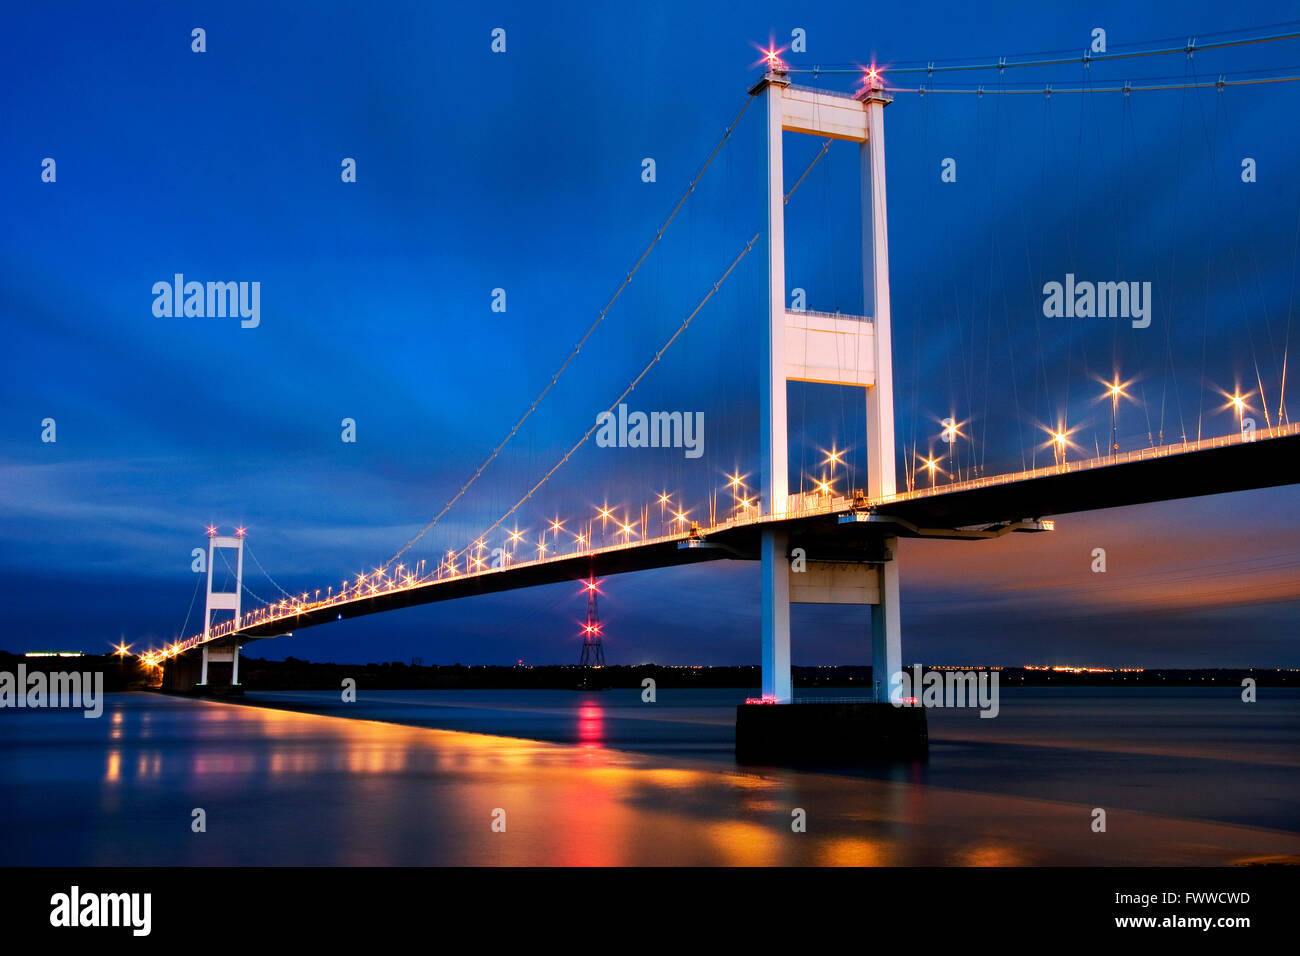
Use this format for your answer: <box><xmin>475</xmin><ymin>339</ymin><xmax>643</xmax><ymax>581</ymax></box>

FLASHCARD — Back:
<box><xmin>578</xmin><ymin>703</ymin><xmax>603</xmax><ymax>746</ymax></box>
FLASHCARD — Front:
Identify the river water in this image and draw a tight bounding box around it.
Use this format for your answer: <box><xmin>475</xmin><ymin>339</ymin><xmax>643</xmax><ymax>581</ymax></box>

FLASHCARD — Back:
<box><xmin>1</xmin><ymin>687</ymin><xmax>1295</xmax><ymax>865</ymax></box>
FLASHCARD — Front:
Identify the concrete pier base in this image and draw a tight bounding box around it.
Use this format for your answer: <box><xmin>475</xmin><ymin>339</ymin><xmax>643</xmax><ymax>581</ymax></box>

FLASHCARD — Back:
<box><xmin>735</xmin><ymin>701</ymin><xmax>928</xmax><ymax>764</ymax></box>
<box><xmin>161</xmin><ymin>649</ymin><xmax>243</xmax><ymax>697</ymax></box>
<box><xmin>160</xmin><ymin>649</ymin><xmax>202</xmax><ymax>692</ymax></box>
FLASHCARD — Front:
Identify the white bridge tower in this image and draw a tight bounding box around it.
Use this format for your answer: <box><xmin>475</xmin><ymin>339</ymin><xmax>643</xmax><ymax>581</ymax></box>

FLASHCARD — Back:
<box><xmin>750</xmin><ymin>65</ymin><xmax>900</xmax><ymax>703</ymax></box>
<box><xmin>198</xmin><ymin>526</ymin><xmax>245</xmax><ymax>686</ymax></box>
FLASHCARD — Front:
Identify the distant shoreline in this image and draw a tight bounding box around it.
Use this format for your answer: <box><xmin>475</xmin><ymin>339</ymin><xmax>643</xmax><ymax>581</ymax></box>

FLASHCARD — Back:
<box><xmin>7</xmin><ymin>652</ymin><xmax>1291</xmax><ymax>692</ymax></box>
<box><xmin>221</xmin><ymin>659</ymin><xmax>1300</xmax><ymax>691</ymax></box>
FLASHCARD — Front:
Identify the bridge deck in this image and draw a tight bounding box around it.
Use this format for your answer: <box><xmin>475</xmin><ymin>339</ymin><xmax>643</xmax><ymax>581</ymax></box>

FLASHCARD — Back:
<box><xmin>880</xmin><ymin>425</ymin><xmax>1300</xmax><ymax>528</ymax></box>
<box><xmin>183</xmin><ymin>426</ymin><xmax>1298</xmax><ymax>651</ymax></box>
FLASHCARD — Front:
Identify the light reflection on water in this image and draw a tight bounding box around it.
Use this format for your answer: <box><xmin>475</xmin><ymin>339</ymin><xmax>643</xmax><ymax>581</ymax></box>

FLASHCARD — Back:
<box><xmin>0</xmin><ymin>690</ymin><xmax>1296</xmax><ymax>866</ymax></box>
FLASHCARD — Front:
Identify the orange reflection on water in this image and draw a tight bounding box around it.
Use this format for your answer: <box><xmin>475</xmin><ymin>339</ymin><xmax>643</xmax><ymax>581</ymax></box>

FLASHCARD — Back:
<box><xmin>819</xmin><ymin>837</ymin><xmax>889</xmax><ymax>866</ymax></box>
<box><xmin>270</xmin><ymin>750</ymin><xmax>327</xmax><ymax>775</ymax></box>
<box><xmin>76</xmin><ymin>693</ymin><xmax>1300</xmax><ymax>866</ymax></box>
<box><xmin>221</xmin><ymin>703</ymin><xmax>808</xmax><ymax>864</ymax></box>
<box><xmin>634</xmin><ymin>767</ymin><xmax>711</xmax><ymax>791</ymax></box>
<box><xmin>726</xmin><ymin>771</ymin><xmax>780</xmax><ymax>790</ymax></box>
<box><xmin>960</xmin><ymin>843</ymin><xmax>1023</xmax><ymax>866</ymax></box>
<box><xmin>707</xmin><ymin>820</ymin><xmax>782</xmax><ymax>866</ymax></box>
<box><xmin>345</xmin><ymin>746</ymin><xmax>409</xmax><ymax>775</ymax></box>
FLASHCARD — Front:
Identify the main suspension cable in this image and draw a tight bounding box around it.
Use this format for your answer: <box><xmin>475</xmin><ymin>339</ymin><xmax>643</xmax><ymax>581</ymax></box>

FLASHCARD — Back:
<box><xmin>245</xmin><ymin>543</ymin><xmax>294</xmax><ymax>600</ymax></box>
<box><xmin>786</xmin><ymin>23</ymin><xmax>1300</xmax><ymax>76</ymax></box>
<box><xmin>888</xmin><ymin>71</ymin><xmax>1300</xmax><ymax>96</ymax></box>
<box><xmin>455</xmin><ymin>232</ymin><xmax>761</xmax><ymax>565</ymax></box>
<box><xmin>382</xmin><ymin>96</ymin><xmax>756</xmax><ymax>572</ymax></box>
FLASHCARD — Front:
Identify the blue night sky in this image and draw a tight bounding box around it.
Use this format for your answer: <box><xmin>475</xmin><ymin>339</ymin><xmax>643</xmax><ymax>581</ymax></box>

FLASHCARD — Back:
<box><xmin>2</xmin><ymin>1</ymin><xmax>1298</xmax><ymax>667</ymax></box>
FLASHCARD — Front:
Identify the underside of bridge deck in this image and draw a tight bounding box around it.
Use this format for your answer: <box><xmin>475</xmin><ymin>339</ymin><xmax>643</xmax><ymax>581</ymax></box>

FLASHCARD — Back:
<box><xmin>877</xmin><ymin>431</ymin><xmax>1300</xmax><ymax>529</ymax></box>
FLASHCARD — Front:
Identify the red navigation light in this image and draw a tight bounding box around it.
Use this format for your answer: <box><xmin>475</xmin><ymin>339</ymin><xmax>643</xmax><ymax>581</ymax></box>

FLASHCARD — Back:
<box><xmin>755</xmin><ymin>43</ymin><xmax>788</xmax><ymax>73</ymax></box>
<box><xmin>206</xmin><ymin>525</ymin><xmax>217</xmax><ymax>537</ymax></box>
<box><xmin>235</xmin><ymin>526</ymin><xmax>246</xmax><ymax>538</ymax></box>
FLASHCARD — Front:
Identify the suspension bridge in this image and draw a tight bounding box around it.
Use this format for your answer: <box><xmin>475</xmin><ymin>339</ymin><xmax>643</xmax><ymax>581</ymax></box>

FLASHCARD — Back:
<box><xmin>144</xmin><ymin>29</ymin><xmax>1300</xmax><ymax>758</ymax></box>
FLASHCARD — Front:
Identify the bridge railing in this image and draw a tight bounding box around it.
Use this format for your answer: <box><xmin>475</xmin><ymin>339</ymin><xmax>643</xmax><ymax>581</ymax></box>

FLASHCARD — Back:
<box><xmin>880</xmin><ymin>420</ymin><xmax>1300</xmax><ymax>506</ymax></box>
<box><xmin>787</xmin><ymin>308</ymin><xmax>873</xmax><ymax>323</ymax></box>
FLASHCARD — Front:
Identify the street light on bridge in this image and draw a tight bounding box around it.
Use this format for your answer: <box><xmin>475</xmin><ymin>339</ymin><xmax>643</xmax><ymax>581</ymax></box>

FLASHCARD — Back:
<box><xmin>1099</xmin><ymin>376</ymin><xmax>1132</xmax><ymax>455</ymax></box>
<box><xmin>939</xmin><ymin>418</ymin><xmax>962</xmax><ymax>481</ymax></box>
<box><xmin>1046</xmin><ymin>425</ymin><xmax>1075</xmax><ymax>467</ymax></box>
<box><xmin>1220</xmin><ymin>389</ymin><xmax>1253</xmax><ymax>435</ymax></box>
<box><xmin>917</xmin><ymin>453</ymin><xmax>943</xmax><ymax>487</ymax></box>
<box><xmin>726</xmin><ymin>471</ymin><xmax>748</xmax><ymax>518</ymax></box>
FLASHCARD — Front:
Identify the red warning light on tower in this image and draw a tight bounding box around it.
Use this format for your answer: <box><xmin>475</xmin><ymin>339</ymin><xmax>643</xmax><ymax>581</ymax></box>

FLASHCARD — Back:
<box><xmin>579</xmin><ymin>576</ymin><xmax>605</xmax><ymax>667</ymax></box>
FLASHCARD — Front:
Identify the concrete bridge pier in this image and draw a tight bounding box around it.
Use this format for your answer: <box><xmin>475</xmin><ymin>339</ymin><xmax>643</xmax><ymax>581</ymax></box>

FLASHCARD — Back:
<box><xmin>759</xmin><ymin>528</ymin><xmax>792</xmax><ymax>702</ymax></box>
<box><xmin>160</xmin><ymin>647</ymin><xmax>203</xmax><ymax>693</ymax></box>
<box><xmin>739</xmin><ymin>535</ymin><xmax>927</xmax><ymax>763</ymax></box>
<box><xmin>872</xmin><ymin>537</ymin><xmax>902</xmax><ymax>704</ymax></box>
<box><xmin>758</xmin><ymin>532</ymin><xmax>902</xmax><ymax>705</ymax></box>
<box><xmin>198</xmin><ymin>638</ymin><xmax>241</xmax><ymax>687</ymax></box>
<box><xmin>163</xmin><ymin>640</ymin><xmax>244</xmax><ymax>696</ymax></box>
